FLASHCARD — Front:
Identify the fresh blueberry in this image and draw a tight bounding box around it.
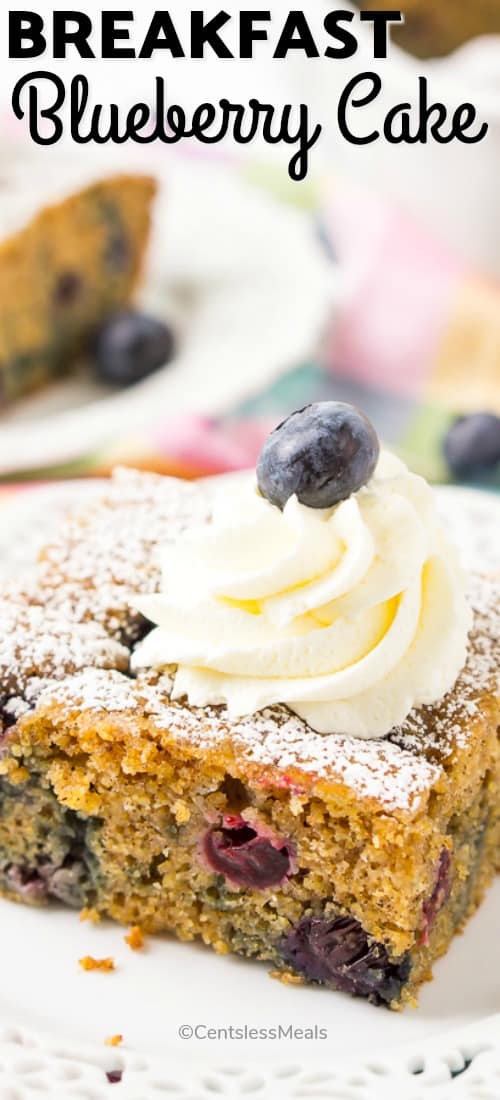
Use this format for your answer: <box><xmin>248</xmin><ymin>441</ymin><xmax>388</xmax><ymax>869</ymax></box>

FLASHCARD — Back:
<box><xmin>279</xmin><ymin>915</ymin><xmax>410</xmax><ymax>1005</ymax></box>
<box><xmin>257</xmin><ymin>402</ymin><xmax>380</xmax><ymax>510</ymax></box>
<box><xmin>93</xmin><ymin>310</ymin><xmax>175</xmax><ymax>387</ymax></box>
<box><xmin>444</xmin><ymin>413</ymin><xmax>500</xmax><ymax>479</ymax></box>
<box><xmin>202</xmin><ymin>818</ymin><xmax>292</xmax><ymax>890</ymax></box>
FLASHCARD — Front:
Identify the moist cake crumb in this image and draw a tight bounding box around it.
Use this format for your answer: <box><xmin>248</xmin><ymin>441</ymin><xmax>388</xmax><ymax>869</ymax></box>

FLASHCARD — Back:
<box><xmin>80</xmin><ymin>907</ymin><xmax>102</xmax><ymax>924</ymax></box>
<box><xmin>0</xmin><ymin>469</ymin><xmax>498</xmax><ymax>1009</ymax></box>
<box><xmin>125</xmin><ymin>925</ymin><xmax>145</xmax><ymax>951</ymax></box>
<box><xmin>79</xmin><ymin>956</ymin><xmax>116</xmax><ymax>973</ymax></box>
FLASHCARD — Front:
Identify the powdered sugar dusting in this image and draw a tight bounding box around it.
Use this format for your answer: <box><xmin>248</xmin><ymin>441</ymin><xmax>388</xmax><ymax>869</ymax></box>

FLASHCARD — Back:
<box><xmin>36</xmin><ymin>667</ymin><xmax>439</xmax><ymax>811</ymax></box>
<box><xmin>24</xmin><ymin>468</ymin><xmax>212</xmax><ymax>641</ymax></box>
<box><xmin>40</xmin><ymin>667</ymin><xmax>139</xmax><ymax>715</ymax></box>
<box><xmin>437</xmin><ymin>488</ymin><xmax>500</xmax><ymax>575</ymax></box>
<box><xmin>0</xmin><ymin>600</ymin><xmax>129</xmax><ymax>704</ymax></box>
<box><xmin>391</xmin><ymin>574</ymin><xmax>499</xmax><ymax>759</ymax></box>
<box><xmin>0</xmin><ymin>471</ymin><xmax>498</xmax><ymax>813</ymax></box>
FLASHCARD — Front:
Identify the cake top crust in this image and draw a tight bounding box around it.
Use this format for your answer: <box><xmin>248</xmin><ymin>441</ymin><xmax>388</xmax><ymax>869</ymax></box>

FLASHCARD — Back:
<box><xmin>1</xmin><ymin>469</ymin><xmax>498</xmax><ymax>814</ymax></box>
<box><xmin>10</xmin><ymin>468</ymin><xmax>212</xmax><ymax>642</ymax></box>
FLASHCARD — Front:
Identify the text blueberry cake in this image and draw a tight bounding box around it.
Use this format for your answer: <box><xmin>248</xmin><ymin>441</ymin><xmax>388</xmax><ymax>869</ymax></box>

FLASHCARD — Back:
<box><xmin>0</xmin><ymin>404</ymin><xmax>498</xmax><ymax>1009</ymax></box>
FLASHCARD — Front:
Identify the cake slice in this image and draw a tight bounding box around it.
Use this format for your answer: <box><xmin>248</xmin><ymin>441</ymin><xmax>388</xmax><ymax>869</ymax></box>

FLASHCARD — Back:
<box><xmin>354</xmin><ymin>0</ymin><xmax>500</xmax><ymax>58</ymax></box>
<box><xmin>0</xmin><ymin>461</ymin><xmax>498</xmax><ymax>1009</ymax></box>
<box><xmin>0</xmin><ymin>173</ymin><xmax>156</xmax><ymax>404</ymax></box>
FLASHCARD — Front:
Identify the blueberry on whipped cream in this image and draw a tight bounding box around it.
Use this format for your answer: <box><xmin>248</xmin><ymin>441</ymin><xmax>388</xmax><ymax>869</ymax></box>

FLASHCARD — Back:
<box><xmin>257</xmin><ymin>403</ymin><xmax>380</xmax><ymax>510</ymax></box>
<box><xmin>133</xmin><ymin>403</ymin><xmax>471</xmax><ymax>739</ymax></box>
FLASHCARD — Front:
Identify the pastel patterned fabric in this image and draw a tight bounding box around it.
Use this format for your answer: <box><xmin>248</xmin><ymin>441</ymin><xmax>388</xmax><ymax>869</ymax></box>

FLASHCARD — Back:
<box><xmin>1</xmin><ymin>171</ymin><xmax>499</xmax><ymax>491</ymax></box>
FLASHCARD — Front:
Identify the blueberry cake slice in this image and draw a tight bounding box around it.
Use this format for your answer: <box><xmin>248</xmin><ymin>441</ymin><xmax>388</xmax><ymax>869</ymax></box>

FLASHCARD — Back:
<box><xmin>354</xmin><ymin>0</ymin><xmax>500</xmax><ymax>58</ymax></box>
<box><xmin>0</xmin><ymin>409</ymin><xmax>499</xmax><ymax>1009</ymax></box>
<box><xmin>0</xmin><ymin>173</ymin><xmax>155</xmax><ymax>405</ymax></box>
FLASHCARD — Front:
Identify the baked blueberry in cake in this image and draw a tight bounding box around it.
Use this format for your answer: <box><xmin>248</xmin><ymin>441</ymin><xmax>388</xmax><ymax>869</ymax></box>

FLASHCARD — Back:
<box><xmin>0</xmin><ymin>404</ymin><xmax>498</xmax><ymax>1009</ymax></box>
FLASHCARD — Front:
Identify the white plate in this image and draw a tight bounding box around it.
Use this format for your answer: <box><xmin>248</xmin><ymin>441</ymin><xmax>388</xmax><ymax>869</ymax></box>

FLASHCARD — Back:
<box><xmin>0</xmin><ymin>482</ymin><xmax>499</xmax><ymax>1099</ymax></box>
<box><xmin>0</xmin><ymin>153</ymin><xmax>336</xmax><ymax>475</ymax></box>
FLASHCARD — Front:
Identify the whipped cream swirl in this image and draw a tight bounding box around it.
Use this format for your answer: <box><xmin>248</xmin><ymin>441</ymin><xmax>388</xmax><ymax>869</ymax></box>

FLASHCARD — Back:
<box><xmin>133</xmin><ymin>453</ymin><xmax>471</xmax><ymax>738</ymax></box>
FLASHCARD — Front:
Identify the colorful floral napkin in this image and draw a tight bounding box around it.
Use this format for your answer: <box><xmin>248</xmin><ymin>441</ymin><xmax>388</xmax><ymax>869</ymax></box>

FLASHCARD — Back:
<box><xmin>1</xmin><ymin>166</ymin><xmax>499</xmax><ymax>492</ymax></box>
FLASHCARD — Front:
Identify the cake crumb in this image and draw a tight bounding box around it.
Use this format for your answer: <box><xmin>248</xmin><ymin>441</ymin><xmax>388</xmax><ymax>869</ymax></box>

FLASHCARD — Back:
<box><xmin>80</xmin><ymin>906</ymin><xmax>101</xmax><ymax>924</ymax></box>
<box><xmin>79</xmin><ymin>955</ymin><xmax>115</xmax><ymax>972</ymax></box>
<box><xmin>105</xmin><ymin>1035</ymin><xmax>123</xmax><ymax>1047</ymax></box>
<box><xmin>269</xmin><ymin>969</ymin><xmax>304</xmax><ymax>986</ymax></box>
<box><xmin>173</xmin><ymin>799</ymin><xmax>191</xmax><ymax>824</ymax></box>
<box><xmin>125</xmin><ymin>925</ymin><xmax>145</xmax><ymax>951</ymax></box>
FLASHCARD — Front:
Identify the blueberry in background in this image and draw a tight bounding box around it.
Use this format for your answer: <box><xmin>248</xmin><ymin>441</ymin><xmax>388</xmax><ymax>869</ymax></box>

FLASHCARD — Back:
<box><xmin>315</xmin><ymin>217</ymin><xmax>336</xmax><ymax>262</ymax></box>
<box><xmin>444</xmin><ymin>412</ymin><xmax>500</xmax><ymax>479</ymax></box>
<box><xmin>257</xmin><ymin>401</ymin><xmax>380</xmax><ymax>510</ymax></box>
<box><xmin>93</xmin><ymin>310</ymin><xmax>175</xmax><ymax>387</ymax></box>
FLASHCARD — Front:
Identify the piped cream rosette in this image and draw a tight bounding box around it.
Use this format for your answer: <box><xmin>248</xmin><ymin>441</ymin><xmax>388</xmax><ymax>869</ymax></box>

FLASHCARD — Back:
<box><xmin>133</xmin><ymin>453</ymin><xmax>471</xmax><ymax>738</ymax></box>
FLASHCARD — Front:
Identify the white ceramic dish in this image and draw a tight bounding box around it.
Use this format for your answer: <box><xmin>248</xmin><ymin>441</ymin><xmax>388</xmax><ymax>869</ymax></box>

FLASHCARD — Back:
<box><xmin>0</xmin><ymin>482</ymin><xmax>499</xmax><ymax>1100</ymax></box>
<box><xmin>0</xmin><ymin>152</ymin><xmax>336</xmax><ymax>476</ymax></box>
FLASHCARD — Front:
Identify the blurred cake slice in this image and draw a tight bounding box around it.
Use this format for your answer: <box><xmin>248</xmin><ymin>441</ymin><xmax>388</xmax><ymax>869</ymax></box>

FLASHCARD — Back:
<box><xmin>355</xmin><ymin>0</ymin><xmax>500</xmax><ymax>58</ymax></box>
<box><xmin>0</xmin><ymin>173</ymin><xmax>156</xmax><ymax>405</ymax></box>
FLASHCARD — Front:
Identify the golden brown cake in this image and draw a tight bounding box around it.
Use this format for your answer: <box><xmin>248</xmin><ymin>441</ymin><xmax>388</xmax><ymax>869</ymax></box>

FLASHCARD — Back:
<box><xmin>355</xmin><ymin>0</ymin><xmax>500</xmax><ymax>58</ymax></box>
<box><xmin>0</xmin><ymin>468</ymin><xmax>498</xmax><ymax>1009</ymax></box>
<box><xmin>0</xmin><ymin>174</ymin><xmax>156</xmax><ymax>405</ymax></box>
